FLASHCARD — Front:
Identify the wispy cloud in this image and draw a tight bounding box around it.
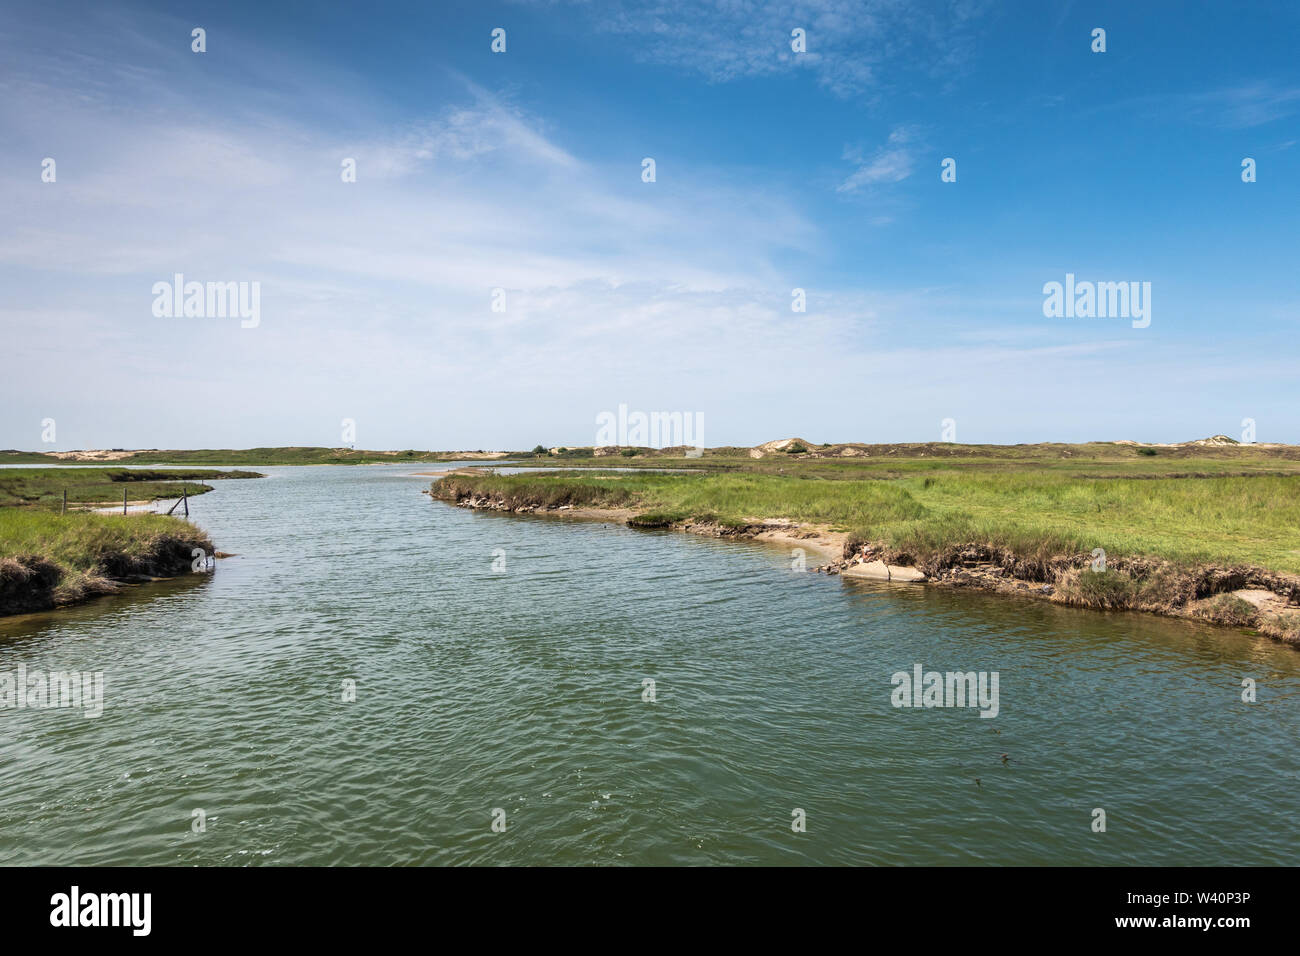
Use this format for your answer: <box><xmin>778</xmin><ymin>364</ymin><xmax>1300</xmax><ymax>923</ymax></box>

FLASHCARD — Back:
<box><xmin>340</xmin><ymin>98</ymin><xmax>579</xmax><ymax>180</ymax></box>
<box><xmin>1092</xmin><ymin>81</ymin><xmax>1300</xmax><ymax>130</ymax></box>
<box><xmin>837</xmin><ymin>126</ymin><xmax>916</xmax><ymax>192</ymax></box>
<box><xmin>1188</xmin><ymin>82</ymin><xmax>1300</xmax><ymax>128</ymax></box>
<box><xmin>536</xmin><ymin>0</ymin><xmax>989</xmax><ymax>99</ymax></box>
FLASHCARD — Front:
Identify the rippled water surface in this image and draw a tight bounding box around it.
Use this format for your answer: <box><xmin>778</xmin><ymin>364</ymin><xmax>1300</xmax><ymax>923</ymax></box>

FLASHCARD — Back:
<box><xmin>2</xmin><ymin>465</ymin><xmax>1298</xmax><ymax>865</ymax></box>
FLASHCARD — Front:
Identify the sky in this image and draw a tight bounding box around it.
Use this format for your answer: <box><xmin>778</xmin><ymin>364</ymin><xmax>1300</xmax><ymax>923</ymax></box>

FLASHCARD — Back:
<box><xmin>1</xmin><ymin>0</ymin><xmax>1297</xmax><ymax>450</ymax></box>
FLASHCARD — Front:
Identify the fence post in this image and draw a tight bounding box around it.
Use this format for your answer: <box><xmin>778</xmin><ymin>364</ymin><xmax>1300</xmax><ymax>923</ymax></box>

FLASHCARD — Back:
<box><xmin>182</xmin><ymin>487</ymin><xmax>189</xmax><ymax>517</ymax></box>
<box><xmin>123</xmin><ymin>488</ymin><xmax>128</xmax><ymax>515</ymax></box>
<box><xmin>62</xmin><ymin>489</ymin><xmax>67</xmax><ymax>514</ymax></box>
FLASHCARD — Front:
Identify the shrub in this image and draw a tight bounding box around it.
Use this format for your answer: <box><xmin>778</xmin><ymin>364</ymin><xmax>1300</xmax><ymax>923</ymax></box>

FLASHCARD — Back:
<box><xmin>1196</xmin><ymin>594</ymin><xmax>1259</xmax><ymax>627</ymax></box>
<box><xmin>1270</xmin><ymin>612</ymin><xmax>1300</xmax><ymax>643</ymax></box>
<box><xmin>1056</xmin><ymin>568</ymin><xmax>1137</xmax><ymax>610</ymax></box>
<box><xmin>628</xmin><ymin>511</ymin><xmax>681</xmax><ymax>528</ymax></box>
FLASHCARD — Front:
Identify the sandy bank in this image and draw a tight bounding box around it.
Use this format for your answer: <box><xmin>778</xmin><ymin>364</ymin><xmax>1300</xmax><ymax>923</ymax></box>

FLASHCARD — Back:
<box><xmin>90</xmin><ymin>500</ymin><xmax>169</xmax><ymax>514</ymax></box>
<box><xmin>429</xmin><ymin>486</ymin><xmax>844</xmax><ymax>561</ymax></box>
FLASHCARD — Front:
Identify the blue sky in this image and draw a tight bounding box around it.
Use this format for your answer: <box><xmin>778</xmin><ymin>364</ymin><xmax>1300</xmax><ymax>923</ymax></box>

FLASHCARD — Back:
<box><xmin>2</xmin><ymin>0</ymin><xmax>1297</xmax><ymax>450</ymax></box>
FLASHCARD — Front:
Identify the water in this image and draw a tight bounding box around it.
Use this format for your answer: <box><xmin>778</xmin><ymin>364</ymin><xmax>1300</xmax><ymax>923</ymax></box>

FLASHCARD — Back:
<box><xmin>1</xmin><ymin>464</ymin><xmax>1297</xmax><ymax>865</ymax></box>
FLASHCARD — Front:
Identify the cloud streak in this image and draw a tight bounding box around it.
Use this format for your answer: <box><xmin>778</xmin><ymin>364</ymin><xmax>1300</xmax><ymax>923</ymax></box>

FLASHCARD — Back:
<box><xmin>544</xmin><ymin>0</ymin><xmax>989</xmax><ymax>98</ymax></box>
<box><xmin>838</xmin><ymin>126</ymin><xmax>917</xmax><ymax>191</ymax></box>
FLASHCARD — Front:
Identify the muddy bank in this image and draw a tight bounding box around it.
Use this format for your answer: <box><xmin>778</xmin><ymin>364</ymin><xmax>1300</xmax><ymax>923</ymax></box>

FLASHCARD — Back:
<box><xmin>432</xmin><ymin>488</ymin><xmax>1300</xmax><ymax>648</ymax></box>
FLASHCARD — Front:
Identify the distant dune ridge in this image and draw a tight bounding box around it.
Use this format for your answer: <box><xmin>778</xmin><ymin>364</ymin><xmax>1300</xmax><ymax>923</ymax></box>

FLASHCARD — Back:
<box><xmin>740</xmin><ymin>436</ymin><xmax>1293</xmax><ymax>460</ymax></box>
<box><xmin>4</xmin><ymin>435</ymin><xmax>1291</xmax><ymax>465</ymax></box>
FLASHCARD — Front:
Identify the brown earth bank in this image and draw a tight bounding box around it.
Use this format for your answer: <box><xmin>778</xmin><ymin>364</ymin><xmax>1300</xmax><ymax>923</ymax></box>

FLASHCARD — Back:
<box><xmin>0</xmin><ymin>527</ymin><xmax>214</xmax><ymax>617</ymax></box>
<box><xmin>430</xmin><ymin>485</ymin><xmax>1300</xmax><ymax>648</ymax></box>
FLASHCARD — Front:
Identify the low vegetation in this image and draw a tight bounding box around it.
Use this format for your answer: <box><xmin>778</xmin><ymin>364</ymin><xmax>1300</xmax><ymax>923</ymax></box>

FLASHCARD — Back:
<box><xmin>0</xmin><ymin>467</ymin><xmax>260</xmax><ymax>508</ymax></box>
<box><xmin>0</xmin><ymin>510</ymin><xmax>213</xmax><ymax>615</ymax></box>
<box><xmin>437</xmin><ymin>467</ymin><xmax>1300</xmax><ymax>572</ymax></box>
<box><xmin>0</xmin><ymin>467</ymin><xmax>255</xmax><ymax>616</ymax></box>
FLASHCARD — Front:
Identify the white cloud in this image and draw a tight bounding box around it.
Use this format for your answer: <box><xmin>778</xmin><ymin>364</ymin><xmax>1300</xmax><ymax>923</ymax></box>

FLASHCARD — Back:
<box><xmin>837</xmin><ymin>126</ymin><xmax>916</xmax><ymax>191</ymax></box>
<box><xmin>543</xmin><ymin>0</ymin><xmax>988</xmax><ymax>98</ymax></box>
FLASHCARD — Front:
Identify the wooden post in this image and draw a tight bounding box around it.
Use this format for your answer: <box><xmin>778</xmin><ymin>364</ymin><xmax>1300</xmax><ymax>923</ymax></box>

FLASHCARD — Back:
<box><xmin>182</xmin><ymin>487</ymin><xmax>189</xmax><ymax>517</ymax></box>
<box><xmin>123</xmin><ymin>488</ymin><xmax>128</xmax><ymax>515</ymax></box>
<box><xmin>62</xmin><ymin>489</ymin><xmax>67</xmax><ymax>514</ymax></box>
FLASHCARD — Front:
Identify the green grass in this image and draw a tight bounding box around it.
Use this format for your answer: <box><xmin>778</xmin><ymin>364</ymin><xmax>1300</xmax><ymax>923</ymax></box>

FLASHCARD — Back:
<box><xmin>0</xmin><ymin>509</ymin><xmax>213</xmax><ymax>611</ymax></box>
<box><xmin>626</xmin><ymin>510</ymin><xmax>683</xmax><ymax>528</ymax></box>
<box><xmin>0</xmin><ymin>509</ymin><xmax>210</xmax><ymax>571</ymax></box>
<box><xmin>868</xmin><ymin>471</ymin><xmax>1300</xmax><ymax>570</ymax></box>
<box><xmin>0</xmin><ymin>467</ymin><xmax>261</xmax><ymax>509</ymax></box>
<box><xmin>432</xmin><ymin>464</ymin><xmax>1300</xmax><ymax>574</ymax></box>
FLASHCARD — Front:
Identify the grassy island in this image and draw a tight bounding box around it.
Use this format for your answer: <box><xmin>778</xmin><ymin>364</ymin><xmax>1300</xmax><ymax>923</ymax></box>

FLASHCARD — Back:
<box><xmin>0</xmin><ymin>467</ymin><xmax>260</xmax><ymax>616</ymax></box>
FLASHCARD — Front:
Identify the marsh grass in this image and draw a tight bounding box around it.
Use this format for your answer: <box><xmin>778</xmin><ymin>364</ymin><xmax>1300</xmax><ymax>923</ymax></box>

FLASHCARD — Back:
<box><xmin>1056</xmin><ymin>568</ymin><xmax>1140</xmax><ymax>610</ymax></box>
<box><xmin>0</xmin><ymin>509</ymin><xmax>213</xmax><ymax>612</ymax></box>
<box><xmin>0</xmin><ymin>509</ymin><xmax>206</xmax><ymax>567</ymax></box>
<box><xmin>433</xmin><ymin>466</ymin><xmax>1300</xmax><ymax>573</ymax></box>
